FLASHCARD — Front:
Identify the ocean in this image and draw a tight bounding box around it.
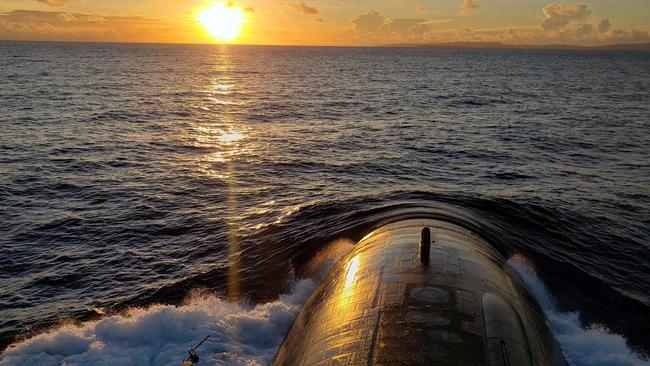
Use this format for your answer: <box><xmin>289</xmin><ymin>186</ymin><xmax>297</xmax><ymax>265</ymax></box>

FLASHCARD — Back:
<box><xmin>0</xmin><ymin>42</ymin><xmax>648</xmax><ymax>365</ymax></box>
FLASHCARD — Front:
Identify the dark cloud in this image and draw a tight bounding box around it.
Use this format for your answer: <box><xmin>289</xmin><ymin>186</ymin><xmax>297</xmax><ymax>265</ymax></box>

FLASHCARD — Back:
<box><xmin>291</xmin><ymin>1</ymin><xmax>319</xmax><ymax>16</ymax></box>
<box><xmin>598</xmin><ymin>19</ymin><xmax>611</xmax><ymax>33</ymax></box>
<box><xmin>542</xmin><ymin>3</ymin><xmax>590</xmax><ymax>31</ymax></box>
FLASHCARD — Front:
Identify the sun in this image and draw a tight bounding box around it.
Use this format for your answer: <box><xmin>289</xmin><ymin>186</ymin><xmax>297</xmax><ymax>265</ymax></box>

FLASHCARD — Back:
<box><xmin>198</xmin><ymin>4</ymin><xmax>244</xmax><ymax>42</ymax></box>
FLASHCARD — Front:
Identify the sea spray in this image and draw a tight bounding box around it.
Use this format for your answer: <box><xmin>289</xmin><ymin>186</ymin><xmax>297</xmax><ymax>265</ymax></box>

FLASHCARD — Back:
<box><xmin>508</xmin><ymin>255</ymin><xmax>649</xmax><ymax>366</ymax></box>
<box><xmin>0</xmin><ymin>279</ymin><xmax>316</xmax><ymax>366</ymax></box>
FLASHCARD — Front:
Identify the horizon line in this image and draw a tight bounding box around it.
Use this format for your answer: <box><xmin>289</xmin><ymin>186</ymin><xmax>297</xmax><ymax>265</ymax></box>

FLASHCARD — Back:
<box><xmin>1</xmin><ymin>39</ymin><xmax>649</xmax><ymax>51</ymax></box>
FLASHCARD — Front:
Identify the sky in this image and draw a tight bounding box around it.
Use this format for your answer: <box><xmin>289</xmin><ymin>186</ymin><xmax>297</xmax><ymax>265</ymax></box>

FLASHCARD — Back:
<box><xmin>1</xmin><ymin>0</ymin><xmax>649</xmax><ymax>46</ymax></box>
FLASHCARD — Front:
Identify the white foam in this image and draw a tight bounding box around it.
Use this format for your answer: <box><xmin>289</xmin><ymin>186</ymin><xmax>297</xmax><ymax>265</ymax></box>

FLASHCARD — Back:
<box><xmin>0</xmin><ymin>279</ymin><xmax>317</xmax><ymax>366</ymax></box>
<box><xmin>4</xmin><ymin>251</ymin><xmax>647</xmax><ymax>366</ymax></box>
<box><xmin>508</xmin><ymin>255</ymin><xmax>650</xmax><ymax>366</ymax></box>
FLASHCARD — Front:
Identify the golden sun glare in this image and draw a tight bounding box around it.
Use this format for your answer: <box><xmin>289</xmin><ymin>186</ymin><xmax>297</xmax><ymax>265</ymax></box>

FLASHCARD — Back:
<box><xmin>198</xmin><ymin>4</ymin><xmax>244</xmax><ymax>42</ymax></box>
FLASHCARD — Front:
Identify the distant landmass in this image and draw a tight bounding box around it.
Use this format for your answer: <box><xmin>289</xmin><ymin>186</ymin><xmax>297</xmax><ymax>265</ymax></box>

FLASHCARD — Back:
<box><xmin>386</xmin><ymin>41</ymin><xmax>650</xmax><ymax>51</ymax></box>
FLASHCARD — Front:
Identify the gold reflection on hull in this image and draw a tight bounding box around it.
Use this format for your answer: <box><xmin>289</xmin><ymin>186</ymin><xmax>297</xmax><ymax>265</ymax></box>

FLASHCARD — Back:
<box><xmin>337</xmin><ymin>255</ymin><xmax>360</xmax><ymax>310</ymax></box>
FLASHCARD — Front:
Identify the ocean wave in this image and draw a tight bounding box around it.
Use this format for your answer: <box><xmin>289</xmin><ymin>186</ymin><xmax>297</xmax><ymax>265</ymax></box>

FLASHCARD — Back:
<box><xmin>0</xmin><ymin>279</ymin><xmax>317</xmax><ymax>366</ymax></box>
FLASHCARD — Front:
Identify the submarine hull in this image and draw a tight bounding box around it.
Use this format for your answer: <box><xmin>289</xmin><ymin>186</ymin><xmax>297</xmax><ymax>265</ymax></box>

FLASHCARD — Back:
<box><xmin>273</xmin><ymin>219</ymin><xmax>567</xmax><ymax>366</ymax></box>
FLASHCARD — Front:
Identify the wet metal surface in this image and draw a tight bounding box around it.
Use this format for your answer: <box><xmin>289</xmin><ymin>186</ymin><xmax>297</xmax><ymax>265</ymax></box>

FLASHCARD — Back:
<box><xmin>274</xmin><ymin>219</ymin><xmax>567</xmax><ymax>365</ymax></box>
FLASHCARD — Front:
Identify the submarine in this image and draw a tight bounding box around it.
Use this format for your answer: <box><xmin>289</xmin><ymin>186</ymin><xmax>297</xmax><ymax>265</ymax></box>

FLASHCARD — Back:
<box><xmin>273</xmin><ymin>218</ymin><xmax>568</xmax><ymax>366</ymax></box>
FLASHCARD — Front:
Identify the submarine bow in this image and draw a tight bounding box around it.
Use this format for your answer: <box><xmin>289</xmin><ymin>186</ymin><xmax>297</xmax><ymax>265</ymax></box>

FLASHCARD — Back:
<box><xmin>273</xmin><ymin>218</ymin><xmax>567</xmax><ymax>366</ymax></box>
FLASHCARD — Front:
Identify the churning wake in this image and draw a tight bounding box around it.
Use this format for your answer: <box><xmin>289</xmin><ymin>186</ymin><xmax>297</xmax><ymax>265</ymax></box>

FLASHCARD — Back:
<box><xmin>508</xmin><ymin>256</ymin><xmax>650</xmax><ymax>366</ymax></box>
<box><xmin>0</xmin><ymin>279</ymin><xmax>317</xmax><ymax>366</ymax></box>
<box><xmin>2</xmin><ymin>255</ymin><xmax>648</xmax><ymax>366</ymax></box>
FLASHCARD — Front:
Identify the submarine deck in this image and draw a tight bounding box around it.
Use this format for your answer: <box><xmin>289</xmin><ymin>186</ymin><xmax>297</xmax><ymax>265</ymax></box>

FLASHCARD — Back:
<box><xmin>273</xmin><ymin>219</ymin><xmax>566</xmax><ymax>366</ymax></box>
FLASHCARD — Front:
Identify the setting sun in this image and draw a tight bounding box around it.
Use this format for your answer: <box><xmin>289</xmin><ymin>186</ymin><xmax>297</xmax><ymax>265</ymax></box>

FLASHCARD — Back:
<box><xmin>198</xmin><ymin>4</ymin><xmax>244</xmax><ymax>42</ymax></box>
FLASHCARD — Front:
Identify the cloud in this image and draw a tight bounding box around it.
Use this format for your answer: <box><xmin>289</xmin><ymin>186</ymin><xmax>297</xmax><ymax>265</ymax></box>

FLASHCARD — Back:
<box><xmin>0</xmin><ymin>10</ymin><xmax>169</xmax><ymax>42</ymax></box>
<box><xmin>383</xmin><ymin>18</ymin><xmax>429</xmax><ymax>36</ymax></box>
<box><xmin>350</xmin><ymin>10</ymin><xmax>433</xmax><ymax>42</ymax></box>
<box><xmin>574</xmin><ymin>23</ymin><xmax>593</xmax><ymax>37</ymax></box>
<box><xmin>291</xmin><ymin>1</ymin><xmax>319</xmax><ymax>16</ymax></box>
<box><xmin>224</xmin><ymin>0</ymin><xmax>252</xmax><ymax>13</ymax></box>
<box><xmin>461</xmin><ymin>0</ymin><xmax>481</xmax><ymax>15</ymax></box>
<box><xmin>416</xmin><ymin>3</ymin><xmax>427</xmax><ymax>13</ymax></box>
<box><xmin>348</xmin><ymin>7</ymin><xmax>648</xmax><ymax>46</ymax></box>
<box><xmin>36</xmin><ymin>0</ymin><xmax>67</xmax><ymax>6</ymax></box>
<box><xmin>598</xmin><ymin>19</ymin><xmax>611</xmax><ymax>33</ymax></box>
<box><xmin>603</xmin><ymin>28</ymin><xmax>650</xmax><ymax>43</ymax></box>
<box><xmin>463</xmin><ymin>0</ymin><xmax>481</xmax><ymax>10</ymax></box>
<box><xmin>351</xmin><ymin>10</ymin><xmax>387</xmax><ymax>34</ymax></box>
<box><xmin>541</xmin><ymin>3</ymin><xmax>590</xmax><ymax>31</ymax></box>
<box><xmin>56</xmin><ymin>12</ymin><xmax>75</xmax><ymax>21</ymax></box>
<box><xmin>0</xmin><ymin>10</ymin><xmax>157</xmax><ymax>24</ymax></box>
<box><xmin>403</xmin><ymin>21</ymin><xmax>650</xmax><ymax>46</ymax></box>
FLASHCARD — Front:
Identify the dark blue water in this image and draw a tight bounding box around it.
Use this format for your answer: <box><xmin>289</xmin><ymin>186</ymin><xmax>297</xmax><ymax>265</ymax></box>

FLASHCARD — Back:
<box><xmin>0</xmin><ymin>42</ymin><xmax>649</xmax><ymax>364</ymax></box>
